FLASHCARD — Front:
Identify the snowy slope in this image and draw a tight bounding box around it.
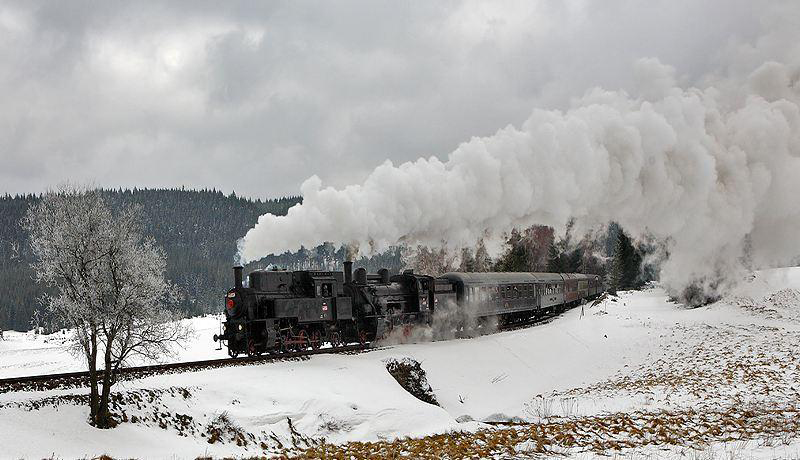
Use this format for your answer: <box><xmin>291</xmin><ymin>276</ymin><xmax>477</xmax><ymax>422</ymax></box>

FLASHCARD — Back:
<box><xmin>1</xmin><ymin>268</ymin><xmax>800</xmax><ymax>458</ymax></box>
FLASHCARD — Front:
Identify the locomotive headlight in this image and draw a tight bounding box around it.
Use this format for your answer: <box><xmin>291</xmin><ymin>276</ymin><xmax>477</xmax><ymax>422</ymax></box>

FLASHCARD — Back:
<box><xmin>238</xmin><ymin>324</ymin><xmax>243</xmax><ymax>331</ymax></box>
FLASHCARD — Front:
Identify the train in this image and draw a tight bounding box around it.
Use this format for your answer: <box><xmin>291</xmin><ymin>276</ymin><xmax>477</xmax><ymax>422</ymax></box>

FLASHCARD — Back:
<box><xmin>213</xmin><ymin>263</ymin><xmax>603</xmax><ymax>357</ymax></box>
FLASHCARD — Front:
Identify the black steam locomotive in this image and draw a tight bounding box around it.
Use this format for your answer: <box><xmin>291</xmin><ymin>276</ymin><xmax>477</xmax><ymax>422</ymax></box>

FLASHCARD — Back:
<box><xmin>214</xmin><ymin>263</ymin><xmax>602</xmax><ymax>357</ymax></box>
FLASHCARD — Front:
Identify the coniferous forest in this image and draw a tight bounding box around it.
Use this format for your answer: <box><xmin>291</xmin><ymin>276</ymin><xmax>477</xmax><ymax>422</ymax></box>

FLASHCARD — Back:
<box><xmin>0</xmin><ymin>189</ymin><xmax>300</xmax><ymax>331</ymax></box>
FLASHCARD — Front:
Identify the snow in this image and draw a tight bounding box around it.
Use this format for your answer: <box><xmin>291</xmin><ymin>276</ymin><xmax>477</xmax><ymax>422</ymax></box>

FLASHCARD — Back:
<box><xmin>2</xmin><ymin>268</ymin><xmax>800</xmax><ymax>458</ymax></box>
<box><xmin>0</xmin><ymin>315</ymin><xmax>229</xmax><ymax>379</ymax></box>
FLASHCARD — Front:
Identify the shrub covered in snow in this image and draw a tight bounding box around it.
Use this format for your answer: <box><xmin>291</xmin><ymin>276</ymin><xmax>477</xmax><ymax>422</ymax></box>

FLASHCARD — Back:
<box><xmin>384</xmin><ymin>357</ymin><xmax>439</xmax><ymax>406</ymax></box>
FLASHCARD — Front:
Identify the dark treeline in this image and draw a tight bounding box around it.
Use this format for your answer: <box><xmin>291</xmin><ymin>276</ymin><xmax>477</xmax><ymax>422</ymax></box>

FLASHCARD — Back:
<box><xmin>0</xmin><ymin>189</ymin><xmax>301</xmax><ymax>331</ymax></box>
<box><xmin>456</xmin><ymin>221</ymin><xmax>654</xmax><ymax>292</ymax></box>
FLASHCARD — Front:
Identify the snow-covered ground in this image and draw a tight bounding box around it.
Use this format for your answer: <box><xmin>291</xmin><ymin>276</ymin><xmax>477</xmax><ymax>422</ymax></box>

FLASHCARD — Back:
<box><xmin>0</xmin><ymin>315</ymin><xmax>228</xmax><ymax>379</ymax></box>
<box><xmin>2</xmin><ymin>268</ymin><xmax>800</xmax><ymax>459</ymax></box>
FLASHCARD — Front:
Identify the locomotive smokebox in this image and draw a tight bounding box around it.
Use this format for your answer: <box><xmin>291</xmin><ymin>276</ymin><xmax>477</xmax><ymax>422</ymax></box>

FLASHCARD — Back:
<box><xmin>344</xmin><ymin>261</ymin><xmax>353</xmax><ymax>284</ymax></box>
<box><xmin>233</xmin><ymin>266</ymin><xmax>243</xmax><ymax>289</ymax></box>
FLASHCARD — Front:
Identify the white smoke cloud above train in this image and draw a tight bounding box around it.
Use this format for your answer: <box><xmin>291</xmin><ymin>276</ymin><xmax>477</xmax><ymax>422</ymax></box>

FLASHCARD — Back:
<box><xmin>239</xmin><ymin>8</ymin><xmax>800</xmax><ymax>300</ymax></box>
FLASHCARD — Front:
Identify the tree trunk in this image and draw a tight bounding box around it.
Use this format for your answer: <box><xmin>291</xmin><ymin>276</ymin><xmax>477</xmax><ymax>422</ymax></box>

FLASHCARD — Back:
<box><xmin>96</xmin><ymin>345</ymin><xmax>116</xmax><ymax>429</ymax></box>
<box><xmin>88</xmin><ymin>336</ymin><xmax>99</xmax><ymax>425</ymax></box>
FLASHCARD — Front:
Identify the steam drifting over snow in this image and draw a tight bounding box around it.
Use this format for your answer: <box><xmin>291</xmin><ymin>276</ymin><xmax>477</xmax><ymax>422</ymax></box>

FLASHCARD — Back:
<box><xmin>240</xmin><ymin>12</ymin><xmax>800</xmax><ymax>300</ymax></box>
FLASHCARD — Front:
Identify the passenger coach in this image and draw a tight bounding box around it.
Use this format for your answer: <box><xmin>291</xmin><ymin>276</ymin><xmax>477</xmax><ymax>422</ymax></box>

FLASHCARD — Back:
<box><xmin>438</xmin><ymin>272</ymin><xmax>602</xmax><ymax>321</ymax></box>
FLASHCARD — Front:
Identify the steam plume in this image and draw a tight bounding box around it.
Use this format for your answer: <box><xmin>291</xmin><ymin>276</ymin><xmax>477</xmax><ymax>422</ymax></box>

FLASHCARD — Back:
<box><xmin>240</xmin><ymin>12</ymin><xmax>800</xmax><ymax>299</ymax></box>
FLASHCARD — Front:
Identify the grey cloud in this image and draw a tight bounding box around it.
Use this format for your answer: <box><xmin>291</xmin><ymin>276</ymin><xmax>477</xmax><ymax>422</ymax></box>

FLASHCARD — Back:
<box><xmin>0</xmin><ymin>0</ymin><xmax>780</xmax><ymax>198</ymax></box>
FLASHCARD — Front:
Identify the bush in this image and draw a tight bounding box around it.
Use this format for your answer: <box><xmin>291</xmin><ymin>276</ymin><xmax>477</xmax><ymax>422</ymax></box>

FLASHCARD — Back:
<box><xmin>385</xmin><ymin>358</ymin><xmax>439</xmax><ymax>406</ymax></box>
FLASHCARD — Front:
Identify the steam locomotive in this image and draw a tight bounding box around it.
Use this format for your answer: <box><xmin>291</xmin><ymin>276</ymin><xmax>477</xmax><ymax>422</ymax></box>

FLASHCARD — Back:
<box><xmin>214</xmin><ymin>263</ymin><xmax>602</xmax><ymax>357</ymax></box>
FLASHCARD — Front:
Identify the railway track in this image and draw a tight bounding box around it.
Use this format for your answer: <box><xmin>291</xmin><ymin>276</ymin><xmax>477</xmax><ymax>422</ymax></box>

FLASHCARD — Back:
<box><xmin>0</xmin><ymin>344</ymin><xmax>369</xmax><ymax>394</ymax></box>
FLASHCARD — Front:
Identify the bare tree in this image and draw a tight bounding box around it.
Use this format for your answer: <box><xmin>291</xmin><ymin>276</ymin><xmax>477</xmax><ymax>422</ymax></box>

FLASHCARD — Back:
<box><xmin>22</xmin><ymin>185</ymin><xmax>191</xmax><ymax>428</ymax></box>
<box><xmin>405</xmin><ymin>244</ymin><xmax>457</xmax><ymax>276</ymax></box>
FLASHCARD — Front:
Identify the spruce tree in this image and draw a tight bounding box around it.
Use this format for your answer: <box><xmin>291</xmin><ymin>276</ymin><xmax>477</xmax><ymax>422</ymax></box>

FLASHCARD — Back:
<box><xmin>567</xmin><ymin>247</ymin><xmax>583</xmax><ymax>273</ymax></box>
<box><xmin>546</xmin><ymin>243</ymin><xmax>564</xmax><ymax>272</ymax></box>
<box><xmin>607</xmin><ymin>229</ymin><xmax>641</xmax><ymax>293</ymax></box>
<box><xmin>495</xmin><ymin>230</ymin><xmax>529</xmax><ymax>272</ymax></box>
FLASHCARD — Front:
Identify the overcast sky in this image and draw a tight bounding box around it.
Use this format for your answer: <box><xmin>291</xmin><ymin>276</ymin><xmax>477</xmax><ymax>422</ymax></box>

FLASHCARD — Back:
<box><xmin>0</xmin><ymin>0</ymin><xmax>775</xmax><ymax>199</ymax></box>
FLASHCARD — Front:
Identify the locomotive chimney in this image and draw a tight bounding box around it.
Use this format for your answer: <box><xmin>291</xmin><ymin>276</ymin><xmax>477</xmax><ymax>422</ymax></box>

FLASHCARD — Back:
<box><xmin>233</xmin><ymin>266</ymin><xmax>243</xmax><ymax>289</ymax></box>
<box><xmin>344</xmin><ymin>260</ymin><xmax>353</xmax><ymax>284</ymax></box>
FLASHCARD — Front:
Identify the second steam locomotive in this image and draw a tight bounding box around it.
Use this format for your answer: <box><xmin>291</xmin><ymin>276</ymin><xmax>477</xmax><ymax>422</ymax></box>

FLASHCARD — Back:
<box><xmin>214</xmin><ymin>263</ymin><xmax>602</xmax><ymax>357</ymax></box>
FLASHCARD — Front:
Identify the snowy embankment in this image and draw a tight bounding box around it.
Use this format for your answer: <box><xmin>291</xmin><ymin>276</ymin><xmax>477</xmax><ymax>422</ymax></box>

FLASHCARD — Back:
<box><xmin>2</xmin><ymin>268</ymin><xmax>800</xmax><ymax>459</ymax></box>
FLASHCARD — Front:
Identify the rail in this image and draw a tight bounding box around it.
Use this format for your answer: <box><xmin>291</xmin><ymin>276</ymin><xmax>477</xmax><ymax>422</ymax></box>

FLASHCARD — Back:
<box><xmin>0</xmin><ymin>344</ymin><xmax>368</xmax><ymax>393</ymax></box>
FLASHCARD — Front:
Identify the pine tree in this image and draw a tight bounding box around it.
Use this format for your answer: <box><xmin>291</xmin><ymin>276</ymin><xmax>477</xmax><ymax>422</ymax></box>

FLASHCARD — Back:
<box><xmin>494</xmin><ymin>230</ymin><xmax>529</xmax><ymax>272</ymax></box>
<box><xmin>546</xmin><ymin>243</ymin><xmax>564</xmax><ymax>272</ymax></box>
<box><xmin>607</xmin><ymin>229</ymin><xmax>641</xmax><ymax>293</ymax></box>
<box><xmin>567</xmin><ymin>247</ymin><xmax>584</xmax><ymax>273</ymax></box>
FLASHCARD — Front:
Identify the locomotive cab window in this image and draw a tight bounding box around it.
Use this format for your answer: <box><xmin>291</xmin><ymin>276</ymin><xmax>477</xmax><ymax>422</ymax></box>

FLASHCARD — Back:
<box><xmin>317</xmin><ymin>282</ymin><xmax>333</xmax><ymax>297</ymax></box>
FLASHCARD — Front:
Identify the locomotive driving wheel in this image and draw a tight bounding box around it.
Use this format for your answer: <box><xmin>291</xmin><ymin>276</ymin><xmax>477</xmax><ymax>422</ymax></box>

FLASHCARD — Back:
<box><xmin>247</xmin><ymin>339</ymin><xmax>260</xmax><ymax>357</ymax></box>
<box><xmin>358</xmin><ymin>330</ymin><xmax>368</xmax><ymax>346</ymax></box>
<box><xmin>330</xmin><ymin>331</ymin><xmax>342</xmax><ymax>348</ymax></box>
<box><xmin>310</xmin><ymin>330</ymin><xmax>322</xmax><ymax>350</ymax></box>
<box><xmin>295</xmin><ymin>329</ymin><xmax>309</xmax><ymax>351</ymax></box>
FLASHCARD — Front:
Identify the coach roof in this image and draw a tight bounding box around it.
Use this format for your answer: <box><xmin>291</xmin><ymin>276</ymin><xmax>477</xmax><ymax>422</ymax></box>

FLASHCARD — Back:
<box><xmin>439</xmin><ymin>272</ymin><xmax>568</xmax><ymax>285</ymax></box>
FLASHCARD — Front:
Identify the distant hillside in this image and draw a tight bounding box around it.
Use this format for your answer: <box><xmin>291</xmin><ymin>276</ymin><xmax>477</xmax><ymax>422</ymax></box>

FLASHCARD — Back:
<box><xmin>0</xmin><ymin>189</ymin><xmax>301</xmax><ymax>331</ymax></box>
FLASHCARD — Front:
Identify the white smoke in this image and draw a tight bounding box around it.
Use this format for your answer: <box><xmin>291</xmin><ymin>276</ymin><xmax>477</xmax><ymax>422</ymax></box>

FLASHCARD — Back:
<box><xmin>240</xmin><ymin>8</ymin><xmax>800</xmax><ymax>300</ymax></box>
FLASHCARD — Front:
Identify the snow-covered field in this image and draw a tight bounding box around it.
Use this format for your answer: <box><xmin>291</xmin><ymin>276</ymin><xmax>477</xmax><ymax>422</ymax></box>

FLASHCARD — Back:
<box><xmin>2</xmin><ymin>268</ymin><xmax>800</xmax><ymax>459</ymax></box>
<box><xmin>0</xmin><ymin>315</ymin><xmax>228</xmax><ymax>379</ymax></box>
